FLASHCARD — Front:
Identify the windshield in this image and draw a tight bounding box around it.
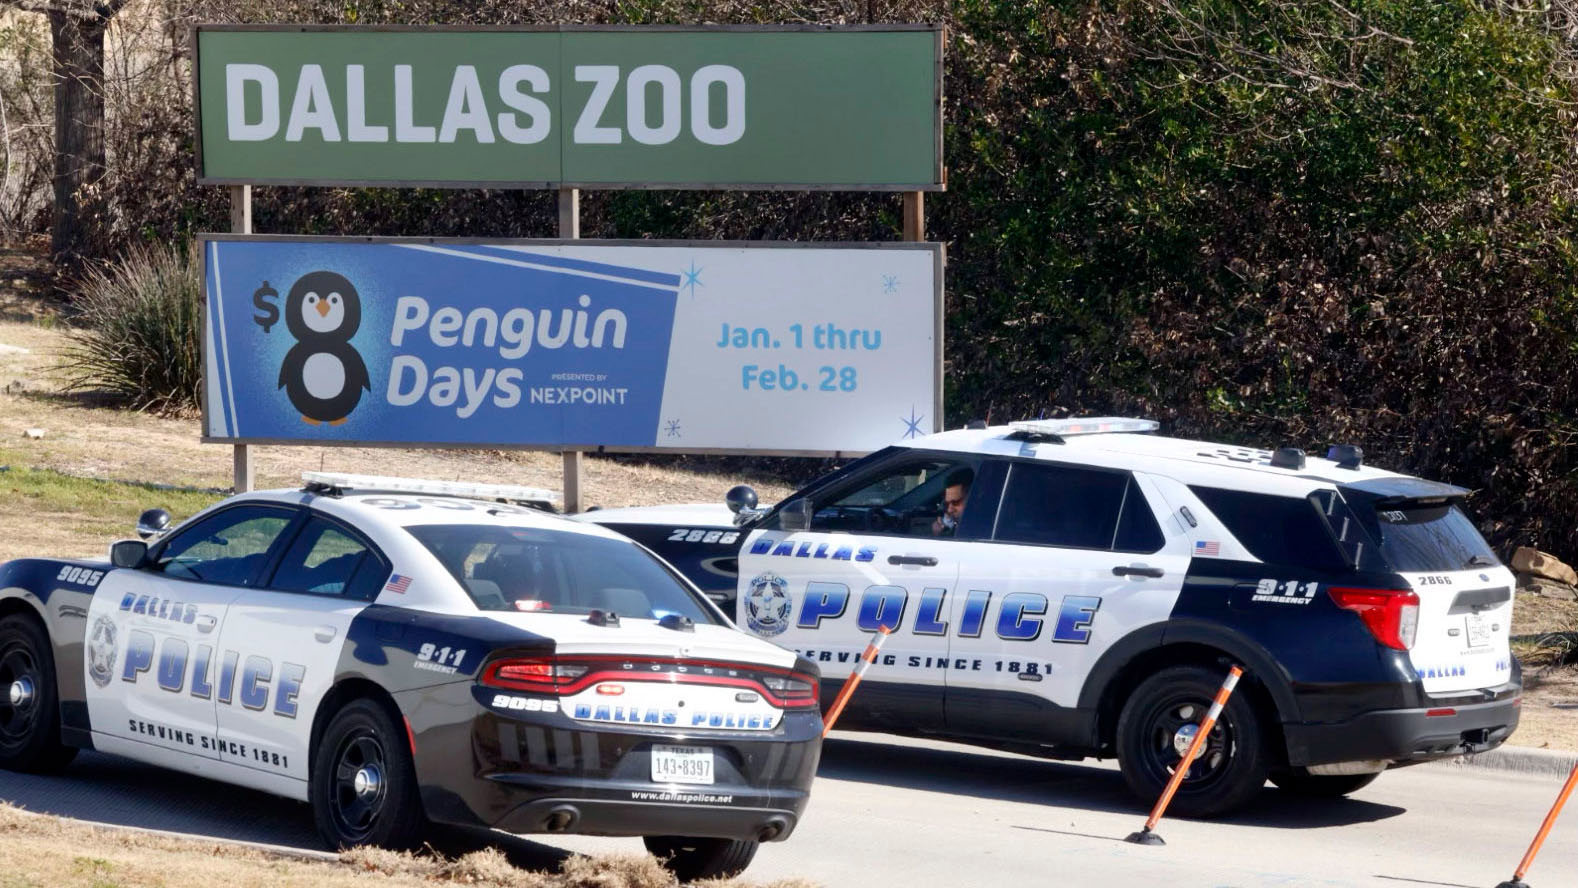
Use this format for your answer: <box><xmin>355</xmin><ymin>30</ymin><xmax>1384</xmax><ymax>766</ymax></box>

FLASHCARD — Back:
<box><xmin>407</xmin><ymin>524</ymin><xmax>719</xmax><ymax>623</ymax></box>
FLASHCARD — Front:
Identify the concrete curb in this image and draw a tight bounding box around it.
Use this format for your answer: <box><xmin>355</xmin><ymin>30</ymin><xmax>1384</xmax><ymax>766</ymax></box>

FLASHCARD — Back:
<box><xmin>50</xmin><ymin>814</ymin><xmax>340</xmax><ymax>863</ymax></box>
<box><xmin>1434</xmin><ymin>745</ymin><xmax>1578</xmax><ymax>778</ymax></box>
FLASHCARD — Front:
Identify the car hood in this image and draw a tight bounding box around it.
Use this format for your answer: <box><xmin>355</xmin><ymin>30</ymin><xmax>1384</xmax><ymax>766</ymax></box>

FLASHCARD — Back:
<box><xmin>571</xmin><ymin>503</ymin><xmax>751</xmax><ymax>528</ymax></box>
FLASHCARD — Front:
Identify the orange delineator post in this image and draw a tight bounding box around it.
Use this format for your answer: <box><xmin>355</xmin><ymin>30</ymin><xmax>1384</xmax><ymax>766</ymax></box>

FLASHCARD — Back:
<box><xmin>821</xmin><ymin>626</ymin><xmax>893</xmax><ymax>738</ymax></box>
<box><xmin>1494</xmin><ymin>755</ymin><xmax>1578</xmax><ymax>888</ymax></box>
<box><xmin>1125</xmin><ymin>665</ymin><xmax>1244</xmax><ymax>846</ymax></box>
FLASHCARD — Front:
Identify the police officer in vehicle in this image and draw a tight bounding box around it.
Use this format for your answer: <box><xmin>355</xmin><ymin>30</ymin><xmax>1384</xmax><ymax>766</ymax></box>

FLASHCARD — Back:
<box><xmin>931</xmin><ymin>468</ymin><xmax>973</xmax><ymax>536</ymax></box>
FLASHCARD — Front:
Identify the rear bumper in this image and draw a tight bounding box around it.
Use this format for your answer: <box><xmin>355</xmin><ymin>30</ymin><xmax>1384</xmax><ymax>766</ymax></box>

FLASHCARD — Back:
<box><xmin>489</xmin><ymin>780</ymin><xmax>802</xmax><ymax>841</ymax></box>
<box><xmin>1283</xmin><ymin>689</ymin><xmax>1521</xmax><ymax>768</ymax></box>
<box><xmin>406</xmin><ymin>689</ymin><xmax>821</xmax><ymax>842</ymax></box>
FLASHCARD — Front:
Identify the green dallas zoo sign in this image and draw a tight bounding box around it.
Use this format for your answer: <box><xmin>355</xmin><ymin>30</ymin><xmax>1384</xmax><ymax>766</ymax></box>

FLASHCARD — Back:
<box><xmin>194</xmin><ymin>26</ymin><xmax>942</xmax><ymax>189</ymax></box>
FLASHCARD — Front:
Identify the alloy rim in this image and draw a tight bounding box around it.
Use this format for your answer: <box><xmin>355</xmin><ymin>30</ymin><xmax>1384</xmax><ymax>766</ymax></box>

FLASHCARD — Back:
<box><xmin>330</xmin><ymin>730</ymin><xmax>389</xmax><ymax>842</ymax></box>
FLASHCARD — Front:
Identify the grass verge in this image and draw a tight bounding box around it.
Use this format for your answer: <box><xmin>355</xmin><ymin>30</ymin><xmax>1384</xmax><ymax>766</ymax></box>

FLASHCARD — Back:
<box><xmin>0</xmin><ymin>449</ymin><xmax>222</xmax><ymax>560</ymax></box>
<box><xmin>0</xmin><ymin>803</ymin><xmax>815</xmax><ymax>888</ymax></box>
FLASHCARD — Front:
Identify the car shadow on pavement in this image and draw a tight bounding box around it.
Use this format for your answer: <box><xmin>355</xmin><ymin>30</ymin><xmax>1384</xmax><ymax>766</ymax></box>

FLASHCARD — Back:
<box><xmin>0</xmin><ymin>750</ymin><xmax>577</xmax><ymax>872</ymax></box>
<box><xmin>817</xmin><ymin>736</ymin><xmax>1408</xmax><ymax>829</ymax></box>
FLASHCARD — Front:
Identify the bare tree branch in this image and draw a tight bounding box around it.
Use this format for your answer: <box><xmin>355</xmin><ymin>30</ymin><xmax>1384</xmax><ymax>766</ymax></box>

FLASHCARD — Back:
<box><xmin>2</xmin><ymin>0</ymin><xmax>129</xmax><ymax>21</ymax></box>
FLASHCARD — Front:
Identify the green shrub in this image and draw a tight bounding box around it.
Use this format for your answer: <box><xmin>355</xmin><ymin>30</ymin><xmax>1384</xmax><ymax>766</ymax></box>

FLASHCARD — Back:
<box><xmin>62</xmin><ymin>242</ymin><xmax>202</xmax><ymax>412</ymax></box>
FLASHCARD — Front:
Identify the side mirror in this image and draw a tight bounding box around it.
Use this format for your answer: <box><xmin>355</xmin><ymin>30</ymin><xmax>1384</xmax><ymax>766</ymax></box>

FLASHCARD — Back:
<box><xmin>725</xmin><ymin>485</ymin><xmax>759</xmax><ymax>514</ymax></box>
<box><xmin>110</xmin><ymin>539</ymin><xmax>148</xmax><ymax>569</ymax></box>
<box><xmin>728</xmin><ymin>485</ymin><xmax>771</xmax><ymax>527</ymax></box>
<box><xmin>136</xmin><ymin>508</ymin><xmax>171</xmax><ymax>541</ymax></box>
<box><xmin>780</xmin><ymin>499</ymin><xmax>814</xmax><ymax>532</ymax></box>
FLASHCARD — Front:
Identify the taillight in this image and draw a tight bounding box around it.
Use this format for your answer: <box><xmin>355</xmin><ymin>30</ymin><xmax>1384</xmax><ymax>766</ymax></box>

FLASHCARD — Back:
<box><xmin>480</xmin><ymin>658</ymin><xmax>589</xmax><ymax>694</ymax></box>
<box><xmin>1328</xmin><ymin>586</ymin><xmax>1419</xmax><ymax>650</ymax></box>
<box><xmin>479</xmin><ymin>655</ymin><xmax>821</xmax><ymax>709</ymax></box>
<box><xmin>762</xmin><ymin>673</ymin><xmax>820</xmax><ymax>709</ymax></box>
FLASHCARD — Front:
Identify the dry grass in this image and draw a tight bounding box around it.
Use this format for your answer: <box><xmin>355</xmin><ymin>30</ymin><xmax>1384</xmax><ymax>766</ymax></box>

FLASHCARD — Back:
<box><xmin>1510</xmin><ymin>590</ymin><xmax>1578</xmax><ymax>750</ymax></box>
<box><xmin>0</xmin><ymin>803</ymin><xmax>817</xmax><ymax>888</ymax></box>
<box><xmin>1514</xmin><ymin>667</ymin><xmax>1578</xmax><ymax>750</ymax></box>
<box><xmin>0</xmin><ymin>286</ymin><xmax>797</xmax><ymax>562</ymax></box>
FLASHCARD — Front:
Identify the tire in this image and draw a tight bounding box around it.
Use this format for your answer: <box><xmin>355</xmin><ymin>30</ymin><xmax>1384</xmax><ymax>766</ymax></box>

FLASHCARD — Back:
<box><xmin>643</xmin><ymin>835</ymin><xmax>760</xmax><ymax>882</ymax></box>
<box><xmin>310</xmin><ymin>698</ymin><xmax>425</xmax><ymax>850</ymax></box>
<box><xmin>1270</xmin><ymin>768</ymin><xmax>1381</xmax><ymax>798</ymax></box>
<box><xmin>1115</xmin><ymin>665</ymin><xmax>1268</xmax><ymax>818</ymax></box>
<box><xmin>0</xmin><ymin>614</ymin><xmax>77</xmax><ymax>774</ymax></box>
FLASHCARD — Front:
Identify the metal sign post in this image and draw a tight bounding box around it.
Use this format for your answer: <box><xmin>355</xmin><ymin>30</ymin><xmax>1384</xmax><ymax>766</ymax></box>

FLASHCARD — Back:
<box><xmin>902</xmin><ymin>191</ymin><xmax>941</xmax><ymax>434</ymax></box>
<box><xmin>229</xmin><ymin>184</ymin><xmax>254</xmax><ymax>493</ymax></box>
<box><xmin>559</xmin><ymin>186</ymin><xmax>584</xmax><ymax>513</ymax></box>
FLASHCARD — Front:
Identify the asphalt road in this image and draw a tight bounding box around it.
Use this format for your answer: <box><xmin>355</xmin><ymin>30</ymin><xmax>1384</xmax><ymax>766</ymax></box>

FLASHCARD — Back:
<box><xmin>4</xmin><ymin>732</ymin><xmax>1575</xmax><ymax>887</ymax></box>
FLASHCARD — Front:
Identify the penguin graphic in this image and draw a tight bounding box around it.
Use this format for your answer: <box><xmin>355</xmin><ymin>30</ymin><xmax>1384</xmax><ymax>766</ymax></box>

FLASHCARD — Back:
<box><xmin>278</xmin><ymin>271</ymin><xmax>370</xmax><ymax>426</ymax></box>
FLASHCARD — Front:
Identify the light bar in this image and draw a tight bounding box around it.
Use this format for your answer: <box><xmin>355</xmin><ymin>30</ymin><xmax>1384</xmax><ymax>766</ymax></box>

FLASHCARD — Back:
<box><xmin>301</xmin><ymin>471</ymin><xmax>560</xmax><ymax>504</ymax></box>
<box><xmin>1008</xmin><ymin>417</ymin><xmax>1160</xmax><ymax>437</ymax></box>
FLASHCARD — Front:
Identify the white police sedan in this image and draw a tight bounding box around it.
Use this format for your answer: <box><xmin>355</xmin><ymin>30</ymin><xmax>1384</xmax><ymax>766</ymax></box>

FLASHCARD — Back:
<box><xmin>0</xmin><ymin>473</ymin><xmax>821</xmax><ymax>881</ymax></box>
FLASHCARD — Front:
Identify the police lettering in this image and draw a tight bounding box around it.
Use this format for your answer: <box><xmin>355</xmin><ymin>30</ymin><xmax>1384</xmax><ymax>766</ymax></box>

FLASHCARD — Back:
<box><xmin>791</xmin><ymin>583</ymin><xmax>1103</xmax><ymax>643</ymax></box>
<box><xmin>571</xmin><ymin>704</ymin><xmax>777</xmax><ymax>730</ymax></box>
<box><xmin>125</xmin><ymin>718</ymin><xmax>290</xmax><ymax>769</ymax></box>
<box><xmin>122</xmin><ymin>629</ymin><xmax>305</xmax><ymax>718</ymax></box>
<box><xmin>120</xmin><ymin>592</ymin><xmax>197</xmax><ymax>624</ymax></box>
<box><xmin>750</xmin><ymin>538</ymin><xmax>877</xmax><ymax>562</ymax></box>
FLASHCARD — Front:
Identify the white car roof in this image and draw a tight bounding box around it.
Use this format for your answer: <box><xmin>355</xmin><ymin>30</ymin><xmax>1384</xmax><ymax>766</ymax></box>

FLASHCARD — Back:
<box><xmin>178</xmin><ymin>487</ymin><xmax>669</xmax><ymax>614</ymax></box>
<box><xmin>898</xmin><ymin>422</ymin><xmax>1418</xmax><ymax>497</ymax></box>
<box><xmin>234</xmin><ymin>488</ymin><xmax>626</xmax><ymax>538</ymax></box>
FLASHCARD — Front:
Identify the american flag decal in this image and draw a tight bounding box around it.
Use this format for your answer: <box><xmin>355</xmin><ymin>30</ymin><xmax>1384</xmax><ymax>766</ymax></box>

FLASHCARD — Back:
<box><xmin>384</xmin><ymin>574</ymin><xmax>412</xmax><ymax>594</ymax></box>
<box><xmin>1193</xmin><ymin>540</ymin><xmax>1221</xmax><ymax>556</ymax></box>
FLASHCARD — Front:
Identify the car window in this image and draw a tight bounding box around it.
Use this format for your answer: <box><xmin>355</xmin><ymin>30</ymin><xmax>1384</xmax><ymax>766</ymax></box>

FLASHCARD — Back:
<box><xmin>269</xmin><ymin>517</ymin><xmax>383</xmax><ymax>597</ymax></box>
<box><xmin>808</xmin><ymin>458</ymin><xmax>975</xmax><ymax>537</ymax></box>
<box><xmin>1308</xmin><ymin>489</ymin><xmax>1387</xmax><ymax>571</ymax></box>
<box><xmin>1113</xmin><ymin>476</ymin><xmax>1165</xmax><ymax>553</ymax></box>
<box><xmin>153</xmin><ymin>505</ymin><xmax>296</xmax><ymax>586</ymax></box>
<box><xmin>1357</xmin><ymin>500</ymin><xmax>1498</xmax><ymax>572</ymax></box>
<box><xmin>1190</xmin><ymin>487</ymin><xmax>1348</xmax><ymax>572</ymax></box>
<box><xmin>406</xmin><ymin>524</ymin><xmax>718</xmax><ymax>623</ymax></box>
<box><xmin>992</xmin><ymin>462</ymin><xmax>1128</xmax><ymax>549</ymax></box>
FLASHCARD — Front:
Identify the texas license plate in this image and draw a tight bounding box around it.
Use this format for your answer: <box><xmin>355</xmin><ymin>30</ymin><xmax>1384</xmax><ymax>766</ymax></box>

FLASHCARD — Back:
<box><xmin>1465</xmin><ymin>612</ymin><xmax>1492</xmax><ymax>648</ymax></box>
<box><xmin>651</xmin><ymin>745</ymin><xmax>714</xmax><ymax>785</ymax></box>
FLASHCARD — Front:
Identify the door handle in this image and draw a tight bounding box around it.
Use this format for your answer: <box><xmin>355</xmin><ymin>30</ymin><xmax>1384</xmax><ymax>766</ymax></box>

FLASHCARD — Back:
<box><xmin>1113</xmin><ymin>565</ymin><xmax>1165</xmax><ymax>578</ymax></box>
<box><xmin>888</xmin><ymin>555</ymin><xmax>938</xmax><ymax>567</ymax></box>
<box><xmin>314</xmin><ymin>625</ymin><xmax>338</xmax><ymax>643</ymax></box>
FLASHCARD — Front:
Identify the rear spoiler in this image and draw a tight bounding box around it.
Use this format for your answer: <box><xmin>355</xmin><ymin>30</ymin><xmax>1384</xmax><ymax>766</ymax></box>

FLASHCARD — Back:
<box><xmin>1338</xmin><ymin>477</ymin><xmax>1471</xmax><ymax>505</ymax></box>
<box><xmin>1317</xmin><ymin>478</ymin><xmax>1475</xmax><ymax>573</ymax></box>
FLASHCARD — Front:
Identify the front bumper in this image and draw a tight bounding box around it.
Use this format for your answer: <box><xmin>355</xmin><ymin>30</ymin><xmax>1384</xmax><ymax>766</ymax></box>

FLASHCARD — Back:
<box><xmin>1283</xmin><ymin>687</ymin><xmax>1521</xmax><ymax>768</ymax></box>
<box><xmin>401</xmin><ymin>687</ymin><xmax>821</xmax><ymax>842</ymax></box>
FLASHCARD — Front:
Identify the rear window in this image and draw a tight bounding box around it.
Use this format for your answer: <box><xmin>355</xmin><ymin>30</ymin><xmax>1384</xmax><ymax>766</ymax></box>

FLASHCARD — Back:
<box><xmin>1359</xmin><ymin>501</ymin><xmax>1499</xmax><ymax>573</ymax></box>
<box><xmin>407</xmin><ymin>524</ymin><xmax>718</xmax><ymax>623</ymax></box>
<box><xmin>1190</xmin><ymin>487</ymin><xmax>1348</xmax><ymax>572</ymax></box>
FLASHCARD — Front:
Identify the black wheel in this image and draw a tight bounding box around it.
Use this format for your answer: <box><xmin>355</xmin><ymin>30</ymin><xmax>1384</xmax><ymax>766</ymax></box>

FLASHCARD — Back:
<box><xmin>643</xmin><ymin>835</ymin><xmax>759</xmax><ymax>882</ymax></box>
<box><xmin>1116</xmin><ymin>665</ymin><xmax>1268</xmax><ymax>818</ymax></box>
<box><xmin>311</xmin><ymin>698</ymin><xmax>425</xmax><ymax>850</ymax></box>
<box><xmin>0</xmin><ymin>614</ymin><xmax>77</xmax><ymax>773</ymax></box>
<box><xmin>1270</xmin><ymin>768</ymin><xmax>1381</xmax><ymax>798</ymax></box>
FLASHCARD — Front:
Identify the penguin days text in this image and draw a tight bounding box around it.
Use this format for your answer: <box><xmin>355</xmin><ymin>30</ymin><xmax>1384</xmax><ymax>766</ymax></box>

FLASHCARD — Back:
<box><xmin>385</xmin><ymin>294</ymin><xmax>631</xmax><ymax>418</ymax></box>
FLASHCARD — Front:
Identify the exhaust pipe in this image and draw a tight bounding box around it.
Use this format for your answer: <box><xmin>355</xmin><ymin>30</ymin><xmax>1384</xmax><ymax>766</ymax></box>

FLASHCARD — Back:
<box><xmin>543</xmin><ymin>806</ymin><xmax>578</xmax><ymax>832</ymax></box>
<box><xmin>757</xmin><ymin>817</ymin><xmax>789</xmax><ymax>842</ymax></box>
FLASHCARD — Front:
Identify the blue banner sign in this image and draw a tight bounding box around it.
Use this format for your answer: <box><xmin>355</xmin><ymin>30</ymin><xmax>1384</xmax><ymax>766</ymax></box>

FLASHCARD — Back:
<box><xmin>202</xmin><ymin>237</ymin><xmax>941</xmax><ymax>453</ymax></box>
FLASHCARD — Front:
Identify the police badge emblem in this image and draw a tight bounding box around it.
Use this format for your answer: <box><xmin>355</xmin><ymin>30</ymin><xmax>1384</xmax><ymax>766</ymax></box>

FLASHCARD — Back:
<box><xmin>744</xmin><ymin>573</ymin><xmax>791</xmax><ymax>637</ymax></box>
<box><xmin>87</xmin><ymin>615</ymin><xmax>117</xmax><ymax>689</ymax></box>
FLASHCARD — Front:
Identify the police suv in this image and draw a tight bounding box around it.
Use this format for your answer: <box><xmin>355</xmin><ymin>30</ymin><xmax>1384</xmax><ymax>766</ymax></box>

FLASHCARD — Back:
<box><xmin>0</xmin><ymin>474</ymin><xmax>821</xmax><ymax>881</ymax></box>
<box><xmin>581</xmin><ymin>418</ymin><xmax>1521</xmax><ymax>816</ymax></box>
